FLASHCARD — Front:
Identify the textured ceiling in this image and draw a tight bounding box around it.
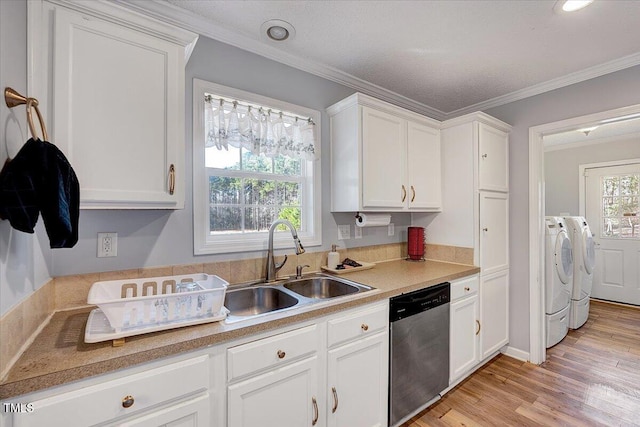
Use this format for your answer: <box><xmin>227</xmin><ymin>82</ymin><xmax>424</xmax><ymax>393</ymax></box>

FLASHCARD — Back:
<box><xmin>162</xmin><ymin>0</ymin><xmax>640</xmax><ymax>115</ymax></box>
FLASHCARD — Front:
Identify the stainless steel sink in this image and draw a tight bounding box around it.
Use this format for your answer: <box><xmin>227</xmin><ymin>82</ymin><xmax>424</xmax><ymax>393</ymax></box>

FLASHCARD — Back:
<box><xmin>223</xmin><ymin>274</ymin><xmax>374</xmax><ymax>323</ymax></box>
<box><xmin>283</xmin><ymin>276</ymin><xmax>363</xmax><ymax>299</ymax></box>
<box><xmin>224</xmin><ymin>286</ymin><xmax>299</xmax><ymax>317</ymax></box>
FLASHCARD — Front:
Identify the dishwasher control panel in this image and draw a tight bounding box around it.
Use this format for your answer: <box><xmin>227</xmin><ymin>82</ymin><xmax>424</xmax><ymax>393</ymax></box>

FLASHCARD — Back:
<box><xmin>389</xmin><ymin>282</ymin><xmax>450</xmax><ymax>322</ymax></box>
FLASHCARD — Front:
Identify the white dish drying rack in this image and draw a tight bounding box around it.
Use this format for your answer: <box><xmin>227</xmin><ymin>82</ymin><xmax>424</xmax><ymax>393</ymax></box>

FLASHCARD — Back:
<box><xmin>85</xmin><ymin>273</ymin><xmax>228</xmax><ymax>345</ymax></box>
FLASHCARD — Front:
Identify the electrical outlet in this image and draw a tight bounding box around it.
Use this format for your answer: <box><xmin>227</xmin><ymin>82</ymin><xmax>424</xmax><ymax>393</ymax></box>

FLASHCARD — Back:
<box><xmin>354</xmin><ymin>226</ymin><xmax>362</xmax><ymax>239</ymax></box>
<box><xmin>338</xmin><ymin>224</ymin><xmax>351</xmax><ymax>240</ymax></box>
<box><xmin>388</xmin><ymin>223</ymin><xmax>395</xmax><ymax>236</ymax></box>
<box><xmin>98</xmin><ymin>232</ymin><xmax>118</xmax><ymax>257</ymax></box>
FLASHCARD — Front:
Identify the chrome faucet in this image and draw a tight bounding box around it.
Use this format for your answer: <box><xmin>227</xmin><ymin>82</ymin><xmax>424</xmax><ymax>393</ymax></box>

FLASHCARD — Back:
<box><xmin>266</xmin><ymin>219</ymin><xmax>305</xmax><ymax>282</ymax></box>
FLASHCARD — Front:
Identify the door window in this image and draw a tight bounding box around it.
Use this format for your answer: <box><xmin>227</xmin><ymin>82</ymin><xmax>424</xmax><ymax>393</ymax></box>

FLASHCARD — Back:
<box><xmin>601</xmin><ymin>173</ymin><xmax>639</xmax><ymax>239</ymax></box>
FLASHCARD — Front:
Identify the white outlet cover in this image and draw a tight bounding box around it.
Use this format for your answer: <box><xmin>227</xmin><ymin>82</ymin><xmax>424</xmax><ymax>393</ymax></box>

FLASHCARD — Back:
<box><xmin>98</xmin><ymin>232</ymin><xmax>118</xmax><ymax>257</ymax></box>
<box><xmin>388</xmin><ymin>223</ymin><xmax>395</xmax><ymax>236</ymax></box>
<box><xmin>338</xmin><ymin>224</ymin><xmax>351</xmax><ymax>240</ymax></box>
<box><xmin>354</xmin><ymin>226</ymin><xmax>362</xmax><ymax>239</ymax></box>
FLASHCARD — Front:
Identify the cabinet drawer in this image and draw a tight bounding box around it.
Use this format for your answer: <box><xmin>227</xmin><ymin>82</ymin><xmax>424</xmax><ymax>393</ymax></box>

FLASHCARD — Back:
<box><xmin>328</xmin><ymin>302</ymin><xmax>388</xmax><ymax>348</ymax></box>
<box><xmin>227</xmin><ymin>325</ymin><xmax>318</xmax><ymax>381</ymax></box>
<box><xmin>13</xmin><ymin>355</ymin><xmax>209</xmax><ymax>427</ymax></box>
<box><xmin>451</xmin><ymin>275</ymin><xmax>479</xmax><ymax>301</ymax></box>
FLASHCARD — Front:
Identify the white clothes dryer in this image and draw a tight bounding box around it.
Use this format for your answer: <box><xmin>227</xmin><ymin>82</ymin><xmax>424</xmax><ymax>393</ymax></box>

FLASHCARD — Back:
<box><xmin>544</xmin><ymin>217</ymin><xmax>573</xmax><ymax>347</ymax></box>
<box><xmin>563</xmin><ymin>216</ymin><xmax>596</xmax><ymax>329</ymax></box>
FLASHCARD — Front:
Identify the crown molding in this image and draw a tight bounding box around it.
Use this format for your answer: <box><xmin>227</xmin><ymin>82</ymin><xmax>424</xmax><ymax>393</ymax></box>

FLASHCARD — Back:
<box><xmin>113</xmin><ymin>1</ymin><xmax>640</xmax><ymax>122</ymax></box>
<box><xmin>446</xmin><ymin>52</ymin><xmax>640</xmax><ymax>119</ymax></box>
<box><xmin>114</xmin><ymin>0</ymin><xmax>448</xmax><ymax>121</ymax></box>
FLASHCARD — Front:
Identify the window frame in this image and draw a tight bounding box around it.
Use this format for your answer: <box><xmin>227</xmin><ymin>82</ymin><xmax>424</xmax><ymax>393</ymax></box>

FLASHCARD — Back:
<box><xmin>192</xmin><ymin>79</ymin><xmax>322</xmax><ymax>255</ymax></box>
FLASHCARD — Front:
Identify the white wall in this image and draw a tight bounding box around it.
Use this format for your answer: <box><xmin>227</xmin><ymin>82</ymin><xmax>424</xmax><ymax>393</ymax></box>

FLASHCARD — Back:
<box><xmin>545</xmin><ymin>136</ymin><xmax>640</xmax><ymax>216</ymax></box>
<box><xmin>484</xmin><ymin>65</ymin><xmax>640</xmax><ymax>353</ymax></box>
<box><xmin>0</xmin><ymin>0</ymin><xmax>52</xmax><ymax>316</ymax></box>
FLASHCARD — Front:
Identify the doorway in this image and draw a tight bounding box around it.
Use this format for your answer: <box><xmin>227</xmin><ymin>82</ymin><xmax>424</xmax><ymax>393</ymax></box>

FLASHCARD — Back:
<box><xmin>582</xmin><ymin>161</ymin><xmax>640</xmax><ymax>305</ymax></box>
<box><xmin>528</xmin><ymin>104</ymin><xmax>640</xmax><ymax>365</ymax></box>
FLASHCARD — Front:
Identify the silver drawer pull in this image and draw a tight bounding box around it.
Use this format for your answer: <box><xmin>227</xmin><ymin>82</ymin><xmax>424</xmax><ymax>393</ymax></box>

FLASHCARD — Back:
<box><xmin>277</xmin><ymin>350</ymin><xmax>286</xmax><ymax>359</ymax></box>
<box><xmin>122</xmin><ymin>395</ymin><xmax>135</xmax><ymax>409</ymax></box>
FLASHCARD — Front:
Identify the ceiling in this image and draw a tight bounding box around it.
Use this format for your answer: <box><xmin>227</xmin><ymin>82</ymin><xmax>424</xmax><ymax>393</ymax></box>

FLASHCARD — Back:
<box><xmin>124</xmin><ymin>0</ymin><xmax>640</xmax><ymax>120</ymax></box>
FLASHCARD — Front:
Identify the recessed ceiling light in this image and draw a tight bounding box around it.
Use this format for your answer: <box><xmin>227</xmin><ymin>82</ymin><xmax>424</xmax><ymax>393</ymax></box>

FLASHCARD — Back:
<box><xmin>554</xmin><ymin>0</ymin><xmax>595</xmax><ymax>13</ymax></box>
<box><xmin>261</xmin><ymin>19</ymin><xmax>296</xmax><ymax>42</ymax></box>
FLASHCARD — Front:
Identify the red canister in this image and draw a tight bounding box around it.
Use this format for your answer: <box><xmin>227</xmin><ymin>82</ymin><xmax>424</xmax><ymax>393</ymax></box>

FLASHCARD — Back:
<box><xmin>407</xmin><ymin>227</ymin><xmax>425</xmax><ymax>261</ymax></box>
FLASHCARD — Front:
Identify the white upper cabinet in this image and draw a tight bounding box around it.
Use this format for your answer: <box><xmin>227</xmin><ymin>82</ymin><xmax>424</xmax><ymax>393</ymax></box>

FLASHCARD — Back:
<box><xmin>29</xmin><ymin>0</ymin><xmax>198</xmax><ymax>209</ymax></box>
<box><xmin>328</xmin><ymin>93</ymin><xmax>442</xmax><ymax>213</ymax></box>
<box><xmin>407</xmin><ymin>121</ymin><xmax>442</xmax><ymax>210</ymax></box>
<box><xmin>478</xmin><ymin>123</ymin><xmax>509</xmax><ymax>192</ymax></box>
<box><xmin>361</xmin><ymin>106</ymin><xmax>406</xmax><ymax>209</ymax></box>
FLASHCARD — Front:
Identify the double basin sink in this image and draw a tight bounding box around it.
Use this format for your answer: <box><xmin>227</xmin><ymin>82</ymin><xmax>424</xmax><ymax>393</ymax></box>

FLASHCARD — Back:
<box><xmin>224</xmin><ymin>273</ymin><xmax>374</xmax><ymax>322</ymax></box>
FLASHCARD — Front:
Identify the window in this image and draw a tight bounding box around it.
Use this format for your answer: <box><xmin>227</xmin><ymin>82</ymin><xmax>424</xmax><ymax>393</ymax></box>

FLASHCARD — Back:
<box><xmin>193</xmin><ymin>79</ymin><xmax>321</xmax><ymax>255</ymax></box>
<box><xmin>601</xmin><ymin>173</ymin><xmax>639</xmax><ymax>239</ymax></box>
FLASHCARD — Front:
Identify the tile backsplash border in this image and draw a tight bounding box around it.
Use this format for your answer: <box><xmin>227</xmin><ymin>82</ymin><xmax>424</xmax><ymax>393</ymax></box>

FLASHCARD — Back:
<box><xmin>1</xmin><ymin>242</ymin><xmax>472</xmax><ymax>380</ymax></box>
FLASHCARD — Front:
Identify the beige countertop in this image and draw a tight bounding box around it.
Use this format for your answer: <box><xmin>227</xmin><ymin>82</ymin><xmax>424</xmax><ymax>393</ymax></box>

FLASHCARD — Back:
<box><xmin>0</xmin><ymin>259</ymin><xmax>479</xmax><ymax>399</ymax></box>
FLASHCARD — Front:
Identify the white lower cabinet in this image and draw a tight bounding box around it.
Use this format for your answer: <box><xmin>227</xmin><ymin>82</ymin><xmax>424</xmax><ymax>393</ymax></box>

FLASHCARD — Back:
<box><xmin>449</xmin><ymin>275</ymin><xmax>480</xmax><ymax>384</ymax></box>
<box><xmin>9</xmin><ymin>355</ymin><xmax>211</xmax><ymax>427</ymax></box>
<box><xmin>480</xmin><ymin>269</ymin><xmax>510</xmax><ymax>359</ymax></box>
<box><xmin>227</xmin><ymin>356</ymin><xmax>320</xmax><ymax>427</ymax></box>
<box><xmin>327</xmin><ymin>331</ymin><xmax>388</xmax><ymax>427</ymax></box>
<box><xmin>5</xmin><ymin>302</ymin><xmax>389</xmax><ymax>427</ymax></box>
<box><xmin>225</xmin><ymin>301</ymin><xmax>389</xmax><ymax>427</ymax></box>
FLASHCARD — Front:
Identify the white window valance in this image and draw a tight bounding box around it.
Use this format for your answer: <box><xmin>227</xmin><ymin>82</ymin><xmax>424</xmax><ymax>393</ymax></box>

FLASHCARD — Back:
<box><xmin>205</xmin><ymin>95</ymin><xmax>318</xmax><ymax>161</ymax></box>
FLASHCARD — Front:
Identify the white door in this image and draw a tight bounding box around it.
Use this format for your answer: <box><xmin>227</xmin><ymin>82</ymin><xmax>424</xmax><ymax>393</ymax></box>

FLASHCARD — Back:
<box><xmin>449</xmin><ymin>294</ymin><xmax>479</xmax><ymax>383</ymax></box>
<box><xmin>478</xmin><ymin>123</ymin><xmax>509</xmax><ymax>192</ymax></box>
<box><xmin>327</xmin><ymin>332</ymin><xmax>388</xmax><ymax>427</ymax></box>
<box><xmin>479</xmin><ymin>191</ymin><xmax>509</xmax><ymax>275</ymax></box>
<box><xmin>361</xmin><ymin>106</ymin><xmax>406</xmax><ymax>209</ymax></box>
<box><xmin>228</xmin><ymin>356</ymin><xmax>320</xmax><ymax>427</ymax></box>
<box><xmin>585</xmin><ymin>162</ymin><xmax>640</xmax><ymax>305</ymax></box>
<box><xmin>407</xmin><ymin>121</ymin><xmax>441</xmax><ymax>210</ymax></box>
<box><xmin>480</xmin><ymin>269</ymin><xmax>509</xmax><ymax>359</ymax></box>
<box><xmin>53</xmin><ymin>7</ymin><xmax>184</xmax><ymax>208</ymax></box>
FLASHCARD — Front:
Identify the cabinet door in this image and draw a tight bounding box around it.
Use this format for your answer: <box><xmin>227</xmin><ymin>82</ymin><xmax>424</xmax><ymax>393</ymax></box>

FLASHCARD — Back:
<box><xmin>361</xmin><ymin>106</ymin><xmax>406</xmax><ymax>209</ymax></box>
<box><xmin>53</xmin><ymin>7</ymin><xmax>184</xmax><ymax>209</ymax></box>
<box><xmin>480</xmin><ymin>269</ymin><xmax>509</xmax><ymax>359</ymax></box>
<box><xmin>480</xmin><ymin>191</ymin><xmax>509</xmax><ymax>275</ymax></box>
<box><xmin>228</xmin><ymin>356</ymin><xmax>320</xmax><ymax>427</ymax></box>
<box><xmin>407</xmin><ymin>121</ymin><xmax>441</xmax><ymax>211</ymax></box>
<box><xmin>119</xmin><ymin>394</ymin><xmax>210</xmax><ymax>427</ymax></box>
<box><xmin>327</xmin><ymin>332</ymin><xmax>388</xmax><ymax>427</ymax></box>
<box><xmin>450</xmin><ymin>295</ymin><xmax>479</xmax><ymax>383</ymax></box>
<box><xmin>478</xmin><ymin>123</ymin><xmax>509</xmax><ymax>192</ymax></box>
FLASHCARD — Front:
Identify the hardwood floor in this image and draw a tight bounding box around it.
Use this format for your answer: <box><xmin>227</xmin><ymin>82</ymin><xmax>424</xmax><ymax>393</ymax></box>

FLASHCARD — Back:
<box><xmin>402</xmin><ymin>300</ymin><xmax>640</xmax><ymax>427</ymax></box>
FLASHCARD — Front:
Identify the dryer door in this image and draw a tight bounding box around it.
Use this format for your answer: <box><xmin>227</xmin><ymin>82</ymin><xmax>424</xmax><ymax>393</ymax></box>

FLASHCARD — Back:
<box><xmin>582</xmin><ymin>229</ymin><xmax>596</xmax><ymax>274</ymax></box>
<box><xmin>556</xmin><ymin>231</ymin><xmax>573</xmax><ymax>284</ymax></box>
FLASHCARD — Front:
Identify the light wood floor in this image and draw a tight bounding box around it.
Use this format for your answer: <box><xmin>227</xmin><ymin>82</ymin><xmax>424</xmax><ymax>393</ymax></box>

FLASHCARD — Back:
<box><xmin>402</xmin><ymin>300</ymin><xmax>640</xmax><ymax>427</ymax></box>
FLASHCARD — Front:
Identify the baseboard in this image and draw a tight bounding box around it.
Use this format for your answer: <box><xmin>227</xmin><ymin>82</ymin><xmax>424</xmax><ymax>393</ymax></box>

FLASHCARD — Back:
<box><xmin>502</xmin><ymin>346</ymin><xmax>530</xmax><ymax>362</ymax></box>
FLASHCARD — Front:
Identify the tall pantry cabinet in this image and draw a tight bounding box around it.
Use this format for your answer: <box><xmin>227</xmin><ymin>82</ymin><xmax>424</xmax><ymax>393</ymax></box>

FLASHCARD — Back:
<box><xmin>417</xmin><ymin>112</ymin><xmax>511</xmax><ymax>368</ymax></box>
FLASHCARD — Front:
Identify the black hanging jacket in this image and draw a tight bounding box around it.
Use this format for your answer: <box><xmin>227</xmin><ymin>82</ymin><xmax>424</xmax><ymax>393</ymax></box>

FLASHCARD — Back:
<box><xmin>0</xmin><ymin>138</ymin><xmax>80</xmax><ymax>248</ymax></box>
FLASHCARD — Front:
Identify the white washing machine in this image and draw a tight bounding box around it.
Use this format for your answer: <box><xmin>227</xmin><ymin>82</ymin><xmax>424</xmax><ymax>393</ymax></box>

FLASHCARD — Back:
<box><xmin>563</xmin><ymin>216</ymin><xmax>596</xmax><ymax>329</ymax></box>
<box><xmin>545</xmin><ymin>217</ymin><xmax>573</xmax><ymax>348</ymax></box>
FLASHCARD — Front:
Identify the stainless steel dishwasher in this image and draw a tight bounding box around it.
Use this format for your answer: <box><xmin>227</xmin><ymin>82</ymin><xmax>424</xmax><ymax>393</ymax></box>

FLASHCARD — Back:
<box><xmin>389</xmin><ymin>282</ymin><xmax>450</xmax><ymax>426</ymax></box>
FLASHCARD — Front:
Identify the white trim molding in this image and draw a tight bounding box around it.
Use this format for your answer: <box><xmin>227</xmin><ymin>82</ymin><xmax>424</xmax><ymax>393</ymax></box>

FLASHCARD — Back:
<box><xmin>528</xmin><ymin>103</ymin><xmax>640</xmax><ymax>366</ymax></box>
